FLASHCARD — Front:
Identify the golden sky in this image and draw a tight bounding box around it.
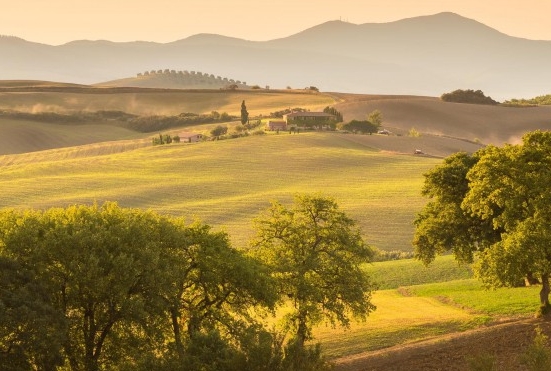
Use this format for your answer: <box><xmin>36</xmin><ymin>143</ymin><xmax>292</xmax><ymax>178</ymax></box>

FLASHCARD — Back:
<box><xmin>2</xmin><ymin>0</ymin><xmax>551</xmax><ymax>44</ymax></box>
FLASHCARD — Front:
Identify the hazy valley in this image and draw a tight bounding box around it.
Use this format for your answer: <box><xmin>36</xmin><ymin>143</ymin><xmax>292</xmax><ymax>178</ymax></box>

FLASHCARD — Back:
<box><xmin>2</xmin><ymin>11</ymin><xmax>551</xmax><ymax>371</ymax></box>
<box><xmin>2</xmin><ymin>12</ymin><xmax>551</xmax><ymax>100</ymax></box>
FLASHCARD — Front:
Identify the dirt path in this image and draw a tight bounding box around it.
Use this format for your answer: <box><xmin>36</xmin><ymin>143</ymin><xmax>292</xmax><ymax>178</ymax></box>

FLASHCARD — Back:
<box><xmin>333</xmin><ymin>318</ymin><xmax>551</xmax><ymax>371</ymax></box>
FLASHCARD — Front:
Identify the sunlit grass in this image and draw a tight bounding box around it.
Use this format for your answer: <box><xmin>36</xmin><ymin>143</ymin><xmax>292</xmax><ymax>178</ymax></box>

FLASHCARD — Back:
<box><xmin>409</xmin><ymin>279</ymin><xmax>541</xmax><ymax>317</ymax></box>
<box><xmin>310</xmin><ymin>259</ymin><xmax>539</xmax><ymax>360</ymax></box>
<box><xmin>365</xmin><ymin>255</ymin><xmax>474</xmax><ymax>290</ymax></box>
<box><xmin>0</xmin><ymin>132</ymin><xmax>439</xmax><ymax>250</ymax></box>
<box><xmin>313</xmin><ymin>289</ymin><xmax>489</xmax><ymax>359</ymax></box>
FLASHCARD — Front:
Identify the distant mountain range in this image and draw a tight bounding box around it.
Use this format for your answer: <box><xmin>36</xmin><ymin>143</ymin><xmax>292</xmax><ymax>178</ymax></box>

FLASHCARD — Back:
<box><xmin>1</xmin><ymin>12</ymin><xmax>550</xmax><ymax>100</ymax></box>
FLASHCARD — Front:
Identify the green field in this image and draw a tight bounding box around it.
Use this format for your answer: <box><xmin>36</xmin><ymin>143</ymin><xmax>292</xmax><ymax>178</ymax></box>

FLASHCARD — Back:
<box><xmin>364</xmin><ymin>254</ymin><xmax>473</xmax><ymax>290</ymax></box>
<box><xmin>312</xmin><ymin>256</ymin><xmax>540</xmax><ymax>360</ymax></box>
<box><xmin>0</xmin><ymin>132</ymin><xmax>439</xmax><ymax>251</ymax></box>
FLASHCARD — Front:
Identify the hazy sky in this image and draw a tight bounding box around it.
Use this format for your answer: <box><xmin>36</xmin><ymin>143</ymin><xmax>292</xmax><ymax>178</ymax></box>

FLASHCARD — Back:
<box><xmin>2</xmin><ymin>0</ymin><xmax>551</xmax><ymax>45</ymax></box>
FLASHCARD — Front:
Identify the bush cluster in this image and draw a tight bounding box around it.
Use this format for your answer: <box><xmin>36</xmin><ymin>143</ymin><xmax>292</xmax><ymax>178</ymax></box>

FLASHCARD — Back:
<box><xmin>137</xmin><ymin>69</ymin><xmax>247</xmax><ymax>87</ymax></box>
<box><xmin>270</xmin><ymin>107</ymin><xmax>308</xmax><ymax>118</ymax></box>
<box><xmin>372</xmin><ymin>249</ymin><xmax>415</xmax><ymax>262</ymax></box>
<box><xmin>129</xmin><ymin>112</ymin><xmax>234</xmax><ymax>133</ymax></box>
<box><xmin>441</xmin><ymin>89</ymin><xmax>499</xmax><ymax>105</ymax></box>
<box><xmin>503</xmin><ymin>94</ymin><xmax>551</xmax><ymax>107</ymax></box>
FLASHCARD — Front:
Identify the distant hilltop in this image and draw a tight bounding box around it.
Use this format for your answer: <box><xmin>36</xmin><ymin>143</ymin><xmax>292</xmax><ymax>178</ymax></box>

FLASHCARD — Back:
<box><xmin>1</xmin><ymin>12</ymin><xmax>551</xmax><ymax>100</ymax></box>
<box><xmin>99</xmin><ymin>69</ymin><xmax>250</xmax><ymax>90</ymax></box>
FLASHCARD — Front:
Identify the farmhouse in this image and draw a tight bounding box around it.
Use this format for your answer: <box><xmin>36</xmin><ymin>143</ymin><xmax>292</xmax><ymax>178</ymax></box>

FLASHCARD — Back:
<box><xmin>266</xmin><ymin>120</ymin><xmax>287</xmax><ymax>131</ymax></box>
<box><xmin>283</xmin><ymin>111</ymin><xmax>336</xmax><ymax>129</ymax></box>
<box><xmin>179</xmin><ymin>132</ymin><xmax>203</xmax><ymax>143</ymax></box>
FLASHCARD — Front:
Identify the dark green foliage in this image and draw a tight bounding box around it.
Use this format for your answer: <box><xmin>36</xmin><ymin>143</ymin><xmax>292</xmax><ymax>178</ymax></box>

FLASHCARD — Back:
<box><xmin>270</xmin><ymin>107</ymin><xmax>307</xmax><ymax>118</ymax></box>
<box><xmin>440</xmin><ymin>89</ymin><xmax>499</xmax><ymax>105</ymax></box>
<box><xmin>130</xmin><ymin>112</ymin><xmax>235</xmax><ymax>133</ymax></box>
<box><xmin>152</xmin><ymin>134</ymin><xmax>177</xmax><ymax>145</ymax></box>
<box><xmin>210</xmin><ymin>125</ymin><xmax>228</xmax><ymax>138</ymax></box>
<box><xmin>0</xmin><ymin>109</ymin><xmax>237</xmax><ymax>133</ymax></box>
<box><xmin>137</xmin><ymin>69</ymin><xmax>249</xmax><ymax>89</ymax></box>
<box><xmin>323</xmin><ymin>106</ymin><xmax>343</xmax><ymax>122</ymax></box>
<box><xmin>251</xmin><ymin>194</ymin><xmax>376</xmax><ymax>350</ymax></box>
<box><xmin>340</xmin><ymin>119</ymin><xmax>379</xmax><ymax>134</ymax></box>
<box><xmin>0</xmin><ymin>203</ymin><xmax>277</xmax><ymax>371</ymax></box>
<box><xmin>413</xmin><ymin>151</ymin><xmax>501</xmax><ymax>265</ymax></box>
<box><xmin>240</xmin><ymin>100</ymin><xmax>249</xmax><ymax>125</ymax></box>
<box><xmin>282</xmin><ymin>339</ymin><xmax>334</xmax><ymax>371</ymax></box>
<box><xmin>0</xmin><ymin>257</ymin><xmax>66</xmax><ymax>371</ymax></box>
<box><xmin>504</xmin><ymin>94</ymin><xmax>551</xmax><ymax>107</ymax></box>
<box><xmin>414</xmin><ymin>131</ymin><xmax>551</xmax><ymax>309</ymax></box>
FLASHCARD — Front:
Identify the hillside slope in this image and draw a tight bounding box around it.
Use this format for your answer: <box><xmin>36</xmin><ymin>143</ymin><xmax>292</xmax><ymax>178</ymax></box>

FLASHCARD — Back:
<box><xmin>0</xmin><ymin>133</ymin><xmax>439</xmax><ymax>252</ymax></box>
<box><xmin>2</xmin><ymin>86</ymin><xmax>550</xmax><ymax>155</ymax></box>
<box><xmin>333</xmin><ymin>93</ymin><xmax>551</xmax><ymax>145</ymax></box>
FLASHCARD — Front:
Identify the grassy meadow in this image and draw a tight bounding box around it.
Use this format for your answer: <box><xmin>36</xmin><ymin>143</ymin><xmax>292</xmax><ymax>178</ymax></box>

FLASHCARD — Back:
<box><xmin>0</xmin><ymin>131</ymin><xmax>439</xmax><ymax>251</ymax></box>
<box><xmin>313</xmin><ymin>256</ymin><xmax>540</xmax><ymax>360</ymax></box>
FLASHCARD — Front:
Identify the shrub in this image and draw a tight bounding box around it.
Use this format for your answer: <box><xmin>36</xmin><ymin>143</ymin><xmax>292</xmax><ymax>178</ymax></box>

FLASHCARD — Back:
<box><xmin>372</xmin><ymin>249</ymin><xmax>415</xmax><ymax>262</ymax></box>
<box><xmin>521</xmin><ymin>327</ymin><xmax>551</xmax><ymax>371</ymax></box>
<box><xmin>282</xmin><ymin>339</ymin><xmax>333</xmax><ymax>371</ymax></box>
<box><xmin>441</xmin><ymin>89</ymin><xmax>499</xmax><ymax>105</ymax></box>
<box><xmin>468</xmin><ymin>353</ymin><xmax>497</xmax><ymax>371</ymax></box>
<box><xmin>408</xmin><ymin>128</ymin><xmax>420</xmax><ymax>137</ymax></box>
<box><xmin>210</xmin><ymin>125</ymin><xmax>228</xmax><ymax>138</ymax></box>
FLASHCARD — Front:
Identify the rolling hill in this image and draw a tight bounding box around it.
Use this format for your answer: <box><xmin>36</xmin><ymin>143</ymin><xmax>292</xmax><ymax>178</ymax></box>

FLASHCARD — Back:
<box><xmin>100</xmin><ymin>69</ymin><xmax>251</xmax><ymax>89</ymax></box>
<box><xmin>0</xmin><ymin>132</ymin><xmax>440</xmax><ymax>252</ymax></box>
<box><xmin>2</xmin><ymin>12</ymin><xmax>551</xmax><ymax>100</ymax></box>
<box><xmin>2</xmin><ymin>84</ymin><xmax>551</xmax><ymax>251</ymax></box>
<box><xmin>2</xmin><ymin>85</ymin><xmax>551</xmax><ymax>156</ymax></box>
<box><xmin>332</xmin><ymin>93</ymin><xmax>551</xmax><ymax>146</ymax></box>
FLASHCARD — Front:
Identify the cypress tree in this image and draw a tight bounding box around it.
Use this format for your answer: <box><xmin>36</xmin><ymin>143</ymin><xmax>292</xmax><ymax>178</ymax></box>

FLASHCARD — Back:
<box><xmin>241</xmin><ymin>100</ymin><xmax>249</xmax><ymax>125</ymax></box>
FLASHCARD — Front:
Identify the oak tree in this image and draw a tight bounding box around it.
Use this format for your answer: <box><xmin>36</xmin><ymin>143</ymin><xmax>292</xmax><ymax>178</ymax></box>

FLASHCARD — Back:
<box><xmin>414</xmin><ymin>131</ymin><xmax>551</xmax><ymax>313</ymax></box>
<box><xmin>251</xmin><ymin>194</ymin><xmax>375</xmax><ymax>352</ymax></box>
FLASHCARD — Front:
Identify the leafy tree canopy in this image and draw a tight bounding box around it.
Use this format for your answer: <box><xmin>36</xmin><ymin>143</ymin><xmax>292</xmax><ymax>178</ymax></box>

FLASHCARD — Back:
<box><xmin>323</xmin><ymin>106</ymin><xmax>343</xmax><ymax>122</ymax></box>
<box><xmin>440</xmin><ymin>89</ymin><xmax>499</xmax><ymax>105</ymax></box>
<box><xmin>250</xmin><ymin>194</ymin><xmax>376</xmax><ymax>353</ymax></box>
<box><xmin>367</xmin><ymin>110</ymin><xmax>383</xmax><ymax>126</ymax></box>
<box><xmin>340</xmin><ymin>119</ymin><xmax>380</xmax><ymax>134</ymax></box>
<box><xmin>504</xmin><ymin>94</ymin><xmax>551</xmax><ymax>107</ymax></box>
<box><xmin>0</xmin><ymin>203</ymin><xmax>277</xmax><ymax>371</ymax></box>
<box><xmin>414</xmin><ymin>131</ymin><xmax>551</xmax><ymax>313</ymax></box>
<box><xmin>210</xmin><ymin>124</ymin><xmax>228</xmax><ymax>138</ymax></box>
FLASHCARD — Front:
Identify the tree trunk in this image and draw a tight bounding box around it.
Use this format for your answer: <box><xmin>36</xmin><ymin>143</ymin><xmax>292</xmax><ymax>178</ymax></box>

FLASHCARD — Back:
<box><xmin>170</xmin><ymin>308</ymin><xmax>185</xmax><ymax>360</ymax></box>
<box><xmin>296</xmin><ymin>317</ymin><xmax>307</xmax><ymax>350</ymax></box>
<box><xmin>540</xmin><ymin>273</ymin><xmax>550</xmax><ymax>310</ymax></box>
